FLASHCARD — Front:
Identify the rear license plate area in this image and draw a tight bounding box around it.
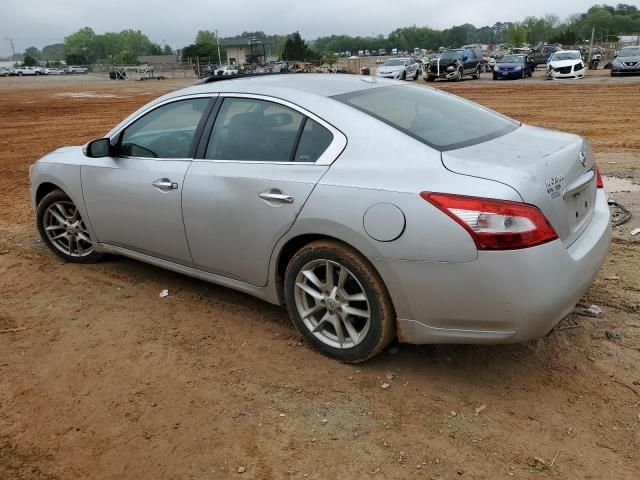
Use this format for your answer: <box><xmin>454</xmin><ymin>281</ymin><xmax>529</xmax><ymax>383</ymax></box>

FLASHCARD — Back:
<box><xmin>567</xmin><ymin>185</ymin><xmax>594</xmax><ymax>231</ymax></box>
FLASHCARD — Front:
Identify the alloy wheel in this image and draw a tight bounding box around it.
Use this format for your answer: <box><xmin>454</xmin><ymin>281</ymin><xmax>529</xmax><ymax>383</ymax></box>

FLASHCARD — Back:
<box><xmin>43</xmin><ymin>201</ymin><xmax>94</xmax><ymax>258</ymax></box>
<box><xmin>293</xmin><ymin>259</ymin><xmax>371</xmax><ymax>349</ymax></box>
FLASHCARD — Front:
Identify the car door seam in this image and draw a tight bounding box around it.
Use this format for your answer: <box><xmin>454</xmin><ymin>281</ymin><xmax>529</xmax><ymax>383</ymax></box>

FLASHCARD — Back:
<box><xmin>180</xmin><ymin>160</ymin><xmax>197</xmax><ymax>264</ymax></box>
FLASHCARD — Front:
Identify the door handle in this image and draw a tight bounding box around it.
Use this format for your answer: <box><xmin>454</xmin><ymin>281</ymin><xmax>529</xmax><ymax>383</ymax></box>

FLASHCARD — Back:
<box><xmin>152</xmin><ymin>178</ymin><xmax>179</xmax><ymax>192</ymax></box>
<box><xmin>258</xmin><ymin>190</ymin><xmax>294</xmax><ymax>204</ymax></box>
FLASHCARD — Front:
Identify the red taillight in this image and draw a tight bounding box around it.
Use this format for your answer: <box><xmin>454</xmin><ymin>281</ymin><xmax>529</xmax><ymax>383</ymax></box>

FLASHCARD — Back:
<box><xmin>420</xmin><ymin>192</ymin><xmax>559</xmax><ymax>250</ymax></box>
<box><xmin>595</xmin><ymin>166</ymin><xmax>603</xmax><ymax>188</ymax></box>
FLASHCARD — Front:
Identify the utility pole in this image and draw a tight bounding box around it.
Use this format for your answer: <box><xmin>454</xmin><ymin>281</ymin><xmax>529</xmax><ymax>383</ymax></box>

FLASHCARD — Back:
<box><xmin>215</xmin><ymin>30</ymin><xmax>222</xmax><ymax>66</ymax></box>
<box><xmin>588</xmin><ymin>26</ymin><xmax>595</xmax><ymax>65</ymax></box>
<box><xmin>4</xmin><ymin>37</ymin><xmax>15</xmax><ymax>62</ymax></box>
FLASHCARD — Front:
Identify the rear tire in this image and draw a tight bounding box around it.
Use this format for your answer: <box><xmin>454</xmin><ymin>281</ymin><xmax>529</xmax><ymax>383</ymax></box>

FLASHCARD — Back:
<box><xmin>284</xmin><ymin>240</ymin><xmax>396</xmax><ymax>363</ymax></box>
<box><xmin>36</xmin><ymin>189</ymin><xmax>103</xmax><ymax>264</ymax></box>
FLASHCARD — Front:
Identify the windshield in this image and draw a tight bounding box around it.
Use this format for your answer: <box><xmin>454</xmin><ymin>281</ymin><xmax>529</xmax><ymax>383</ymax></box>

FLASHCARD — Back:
<box><xmin>552</xmin><ymin>51</ymin><xmax>581</xmax><ymax>61</ymax></box>
<box><xmin>500</xmin><ymin>55</ymin><xmax>525</xmax><ymax>64</ymax></box>
<box><xmin>333</xmin><ymin>85</ymin><xmax>518</xmax><ymax>151</ymax></box>
<box><xmin>621</xmin><ymin>47</ymin><xmax>640</xmax><ymax>57</ymax></box>
<box><xmin>383</xmin><ymin>59</ymin><xmax>406</xmax><ymax>66</ymax></box>
<box><xmin>439</xmin><ymin>50</ymin><xmax>463</xmax><ymax>60</ymax></box>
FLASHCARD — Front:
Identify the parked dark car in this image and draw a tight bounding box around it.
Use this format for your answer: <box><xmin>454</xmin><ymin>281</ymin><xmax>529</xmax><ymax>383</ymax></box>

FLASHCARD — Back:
<box><xmin>611</xmin><ymin>46</ymin><xmax>640</xmax><ymax>76</ymax></box>
<box><xmin>493</xmin><ymin>54</ymin><xmax>534</xmax><ymax>80</ymax></box>
<box><xmin>532</xmin><ymin>45</ymin><xmax>563</xmax><ymax>67</ymax></box>
<box><xmin>423</xmin><ymin>47</ymin><xmax>483</xmax><ymax>81</ymax></box>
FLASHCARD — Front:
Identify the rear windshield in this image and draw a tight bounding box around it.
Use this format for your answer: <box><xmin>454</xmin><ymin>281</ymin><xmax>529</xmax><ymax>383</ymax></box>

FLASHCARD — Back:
<box><xmin>333</xmin><ymin>85</ymin><xmax>518</xmax><ymax>151</ymax></box>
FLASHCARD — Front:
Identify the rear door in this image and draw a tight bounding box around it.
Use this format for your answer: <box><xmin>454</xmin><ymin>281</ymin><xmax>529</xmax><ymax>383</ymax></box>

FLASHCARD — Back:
<box><xmin>182</xmin><ymin>94</ymin><xmax>346</xmax><ymax>286</ymax></box>
<box><xmin>82</xmin><ymin>95</ymin><xmax>214</xmax><ymax>264</ymax></box>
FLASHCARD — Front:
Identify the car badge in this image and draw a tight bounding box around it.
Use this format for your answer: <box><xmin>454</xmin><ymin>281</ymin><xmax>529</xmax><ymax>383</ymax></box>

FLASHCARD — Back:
<box><xmin>579</xmin><ymin>151</ymin><xmax>586</xmax><ymax>167</ymax></box>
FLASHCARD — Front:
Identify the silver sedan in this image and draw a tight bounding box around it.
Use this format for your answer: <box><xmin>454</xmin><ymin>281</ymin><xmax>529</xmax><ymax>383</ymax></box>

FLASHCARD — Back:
<box><xmin>29</xmin><ymin>75</ymin><xmax>611</xmax><ymax>362</ymax></box>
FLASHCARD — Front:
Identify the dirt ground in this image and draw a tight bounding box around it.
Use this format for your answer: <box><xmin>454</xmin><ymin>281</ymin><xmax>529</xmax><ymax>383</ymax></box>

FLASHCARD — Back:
<box><xmin>1</xmin><ymin>72</ymin><xmax>639</xmax><ymax>480</ymax></box>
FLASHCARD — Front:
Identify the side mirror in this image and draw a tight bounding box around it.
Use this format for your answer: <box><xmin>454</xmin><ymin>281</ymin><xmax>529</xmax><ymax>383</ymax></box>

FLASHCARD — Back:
<box><xmin>463</xmin><ymin>55</ymin><xmax>469</xmax><ymax>61</ymax></box>
<box><xmin>613</xmin><ymin>54</ymin><xmax>618</xmax><ymax>59</ymax></box>
<box><xmin>83</xmin><ymin>138</ymin><xmax>112</xmax><ymax>158</ymax></box>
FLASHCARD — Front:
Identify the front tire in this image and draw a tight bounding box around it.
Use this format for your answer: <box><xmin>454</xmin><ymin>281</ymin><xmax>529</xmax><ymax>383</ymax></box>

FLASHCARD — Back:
<box><xmin>36</xmin><ymin>189</ymin><xmax>102</xmax><ymax>263</ymax></box>
<box><xmin>284</xmin><ymin>240</ymin><xmax>396</xmax><ymax>362</ymax></box>
<box><xmin>401</xmin><ymin>70</ymin><xmax>406</xmax><ymax>81</ymax></box>
<box><xmin>454</xmin><ymin>68</ymin><xmax>462</xmax><ymax>81</ymax></box>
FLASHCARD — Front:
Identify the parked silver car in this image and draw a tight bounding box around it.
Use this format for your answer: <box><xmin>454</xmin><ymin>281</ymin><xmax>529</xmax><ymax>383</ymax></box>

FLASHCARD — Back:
<box><xmin>30</xmin><ymin>75</ymin><xmax>611</xmax><ymax>362</ymax></box>
<box><xmin>375</xmin><ymin>57</ymin><xmax>420</xmax><ymax>80</ymax></box>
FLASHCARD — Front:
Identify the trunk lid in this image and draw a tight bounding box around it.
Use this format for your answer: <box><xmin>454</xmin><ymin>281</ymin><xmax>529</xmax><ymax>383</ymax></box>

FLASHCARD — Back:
<box><xmin>441</xmin><ymin>125</ymin><xmax>597</xmax><ymax>247</ymax></box>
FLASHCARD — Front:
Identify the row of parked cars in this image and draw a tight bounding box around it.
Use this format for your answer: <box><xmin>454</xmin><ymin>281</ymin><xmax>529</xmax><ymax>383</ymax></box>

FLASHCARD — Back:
<box><xmin>374</xmin><ymin>45</ymin><xmax>640</xmax><ymax>83</ymax></box>
<box><xmin>374</xmin><ymin>47</ymin><xmax>488</xmax><ymax>82</ymax></box>
<box><xmin>0</xmin><ymin>65</ymin><xmax>88</xmax><ymax>76</ymax></box>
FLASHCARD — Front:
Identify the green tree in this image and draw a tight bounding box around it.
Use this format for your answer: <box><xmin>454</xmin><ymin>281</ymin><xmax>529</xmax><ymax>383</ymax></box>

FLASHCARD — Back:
<box><xmin>23</xmin><ymin>55</ymin><xmax>37</xmax><ymax>66</ymax></box>
<box><xmin>281</xmin><ymin>31</ymin><xmax>316</xmax><ymax>60</ymax></box>
<box><xmin>112</xmin><ymin>49</ymin><xmax>138</xmax><ymax>65</ymax></box>
<box><xmin>163</xmin><ymin>44</ymin><xmax>173</xmax><ymax>55</ymax></box>
<box><xmin>321</xmin><ymin>51</ymin><xmax>338</xmax><ymax>67</ymax></box>
<box><xmin>581</xmin><ymin>7</ymin><xmax>614</xmax><ymax>39</ymax></box>
<box><xmin>64</xmin><ymin>27</ymin><xmax>97</xmax><ymax>63</ymax></box>
<box><xmin>195</xmin><ymin>30</ymin><xmax>217</xmax><ymax>46</ymax></box>
<box><xmin>24</xmin><ymin>46</ymin><xmax>41</xmax><ymax>60</ymax></box>
<box><xmin>42</xmin><ymin>43</ymin><xmax>65</xmax><ymax>61</ymax></box>
<box><xmin>506</xmin><ymin>24</ymin><xmax>528</xmax><ymax>47</ymax></box>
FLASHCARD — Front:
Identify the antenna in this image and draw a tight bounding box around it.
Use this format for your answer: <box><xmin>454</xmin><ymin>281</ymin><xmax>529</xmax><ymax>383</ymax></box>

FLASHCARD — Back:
<box><xmin>4</xmin><ymin>37</ymin><xmax>16</xmax><ymax>61</ymax></box>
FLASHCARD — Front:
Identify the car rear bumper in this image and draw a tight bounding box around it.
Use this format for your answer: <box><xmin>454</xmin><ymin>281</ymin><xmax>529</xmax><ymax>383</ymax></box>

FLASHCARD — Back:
<box><xmin>380</xmin><ymin>189</ymin><xmax>611</xmax><ymax>345</ymax></box>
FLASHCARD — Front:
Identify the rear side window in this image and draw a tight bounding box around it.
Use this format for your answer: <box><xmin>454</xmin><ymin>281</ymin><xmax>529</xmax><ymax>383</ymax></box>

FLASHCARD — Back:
<box><xmin>206</xmin><ymin>98</ymin><xmax>303</xmax><ymax>162</ymax></box>
<box><xmin>294</xmin><ymin>119</ymin><xmax>333</xmax><ymax>162</ymax></box>
<box><xmin>333</xmin><ymin>86</ymin><xmax>518</xmax><ymax>151</ymax></box>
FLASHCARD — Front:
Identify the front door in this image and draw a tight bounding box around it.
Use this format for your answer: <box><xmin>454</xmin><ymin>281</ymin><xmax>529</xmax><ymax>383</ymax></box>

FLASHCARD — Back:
<box><xmin>82</xmin><ymin>96</ymin><xmax>213</xmax><ymax>264</ymax></box>
<box><xmin>182</xmin><ymin>96</ymin><xmax>343</xmax><ymax>286</ymax></box>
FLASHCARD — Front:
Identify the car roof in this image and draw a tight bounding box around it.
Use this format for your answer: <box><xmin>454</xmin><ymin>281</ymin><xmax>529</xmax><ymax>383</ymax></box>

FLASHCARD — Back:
<box><xmin>174</xmin><ymin>74</ymin><xmax>395</xmax><ymax>99</ymax></box>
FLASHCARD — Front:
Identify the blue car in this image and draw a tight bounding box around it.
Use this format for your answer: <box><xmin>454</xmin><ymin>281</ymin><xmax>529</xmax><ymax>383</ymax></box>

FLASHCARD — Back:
<box><xmin>493</xmin><ymin>54</ymin><xmax>534</xmax><ymax>80</ymax></box>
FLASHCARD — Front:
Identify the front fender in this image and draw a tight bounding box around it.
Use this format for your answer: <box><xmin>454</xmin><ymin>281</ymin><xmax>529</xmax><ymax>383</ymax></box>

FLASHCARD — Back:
<box><xmin>30</xmin><ymin>160</ymin><xmax>97</xmax><ymax>242</ymax></box>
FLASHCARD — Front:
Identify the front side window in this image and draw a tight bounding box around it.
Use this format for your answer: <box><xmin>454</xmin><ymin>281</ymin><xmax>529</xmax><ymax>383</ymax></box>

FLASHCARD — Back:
<box><xmin>206</xmin><ymin>98</ymin><xmax>304</xmax><ymax>161</ymax></box>
<box><xmin>333</xmin><ymin>85</ymin><xmax>518</xmax><ymax>151</ymax></box>
<box><xmin>119</xmin><ymin>98</ymin><xmax>210</xmax><ymax>158</ymax></box>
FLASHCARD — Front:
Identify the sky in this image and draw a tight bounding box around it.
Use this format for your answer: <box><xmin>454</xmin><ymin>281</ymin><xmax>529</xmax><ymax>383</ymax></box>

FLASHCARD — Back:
<box><xmin>0</xmin><ymin>0</ymin><xmax>608</xmax><ymax>56</ymax></box>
